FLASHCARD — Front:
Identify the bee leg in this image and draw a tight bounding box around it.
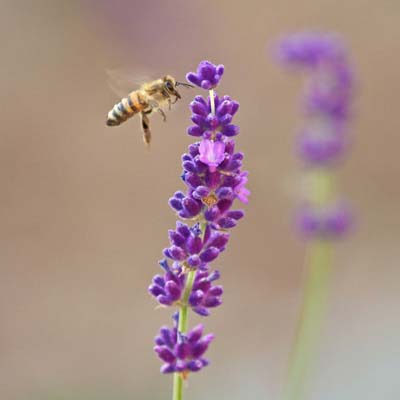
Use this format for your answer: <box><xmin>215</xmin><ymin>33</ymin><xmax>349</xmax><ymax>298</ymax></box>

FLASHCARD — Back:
<box><xmin>157</xmin><ymin>108</ymin><xmax>167</xmax><ymax>122</ymax></box>
<box><xmin>148</xmin><ymin>99</ymin><xmax>166</xmax><ymax>122</ymax></box>
<box><xmin>168</xmin><ymin>98</ymin><xmax>172</xmax><ymax>110</ymax></box>
<box><xmin>141</xmin><ymin>112</ymin><xmax>151</xmax><ymax>145</ymax></box>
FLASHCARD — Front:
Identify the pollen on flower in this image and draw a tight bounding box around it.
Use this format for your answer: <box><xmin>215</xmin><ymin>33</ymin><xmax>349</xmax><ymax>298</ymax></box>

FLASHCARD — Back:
<box><xmin>202</xmin><ymin>193</ymin><xmax>218</xmax><ymax>207</ymax></box>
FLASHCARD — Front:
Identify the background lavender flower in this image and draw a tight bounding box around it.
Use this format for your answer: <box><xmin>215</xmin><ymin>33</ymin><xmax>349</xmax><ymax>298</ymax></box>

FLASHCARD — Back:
<box><xmin>274</xmin><ymin>32</ymin><xmax>356</xmax><ymax>400</ymax></box>
<box><xmin>276</xmin><ymin>32</ymin><xmax>353</xmax><ymax>166</ymax></box>
<box><xmin>275</xmin><ymin>32</ymin><xmax>354</xmax><ymax>239</ymax></box>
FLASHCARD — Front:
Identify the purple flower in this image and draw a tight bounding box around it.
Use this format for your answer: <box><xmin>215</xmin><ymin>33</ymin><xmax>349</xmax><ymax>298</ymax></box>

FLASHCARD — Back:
<box><xmin>151</xmin><ymin>61</ymin><xmax>248</xmax><ymax>380</ymax></box>
<box><xmin>154</xmin><ymin>322</ymin><xmax>214</xmax><ymax>374</ymax></box>
<box><xmin>187</xmin><ymin>94</ymin><xmax>240</xmax><ymax>139</ymax></box>
<box><xmin>275</xmin><ymin>32</ymin><xmax>353</xmax><ymax>165</ymax></box>
<box><xmin>199</xmin><ymin>139</ymin><xmax>226</xmax><ymax>172</ymax></box>
<box><xmin>149</xmin><ymin>263</ymin><xmax>223</xmax><ymax>316</ymax></box>
<box><xmin>297</xmin><ymin>127</ymin><xmax>347</xmax><ymax>165</ymax></box>
<box><xmin>234</xmin><ymin>171</ymin><xmax>250</xmax><ymax>204</ymax></box>
<box><xmin>186</xmin><ymin>60</ymin><xmax>224</xmax><ymax>89</ymax></box>
<box><xmin>297</xmin><ymin>202</ymin><xmax>352</xmax><ymax>238</ymax></box>
<box><xmin>163</xmin><ymin>222</ymin><xmax>230</xmax><ymax>267</ymax></box>
<box><xmin>275</xmin><ymin>32</ymin><xmax>345</xmax><ymax>67</ymax></box>
<box><xmin>274</xmin><ymin>32</ymin><xmax>354</xmax><ymax>240</ymax></box>
<box><xmin>189</xmin><ymin>269</ymin><xmax>223</xmax><ymax>316</ymax></box>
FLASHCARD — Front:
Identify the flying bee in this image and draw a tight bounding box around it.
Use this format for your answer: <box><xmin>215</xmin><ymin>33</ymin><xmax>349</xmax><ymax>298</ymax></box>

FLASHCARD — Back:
<box><xmin>106</xmin><ymin>75</ymin><xmax>193</xmax><ymax>145</ymax></box>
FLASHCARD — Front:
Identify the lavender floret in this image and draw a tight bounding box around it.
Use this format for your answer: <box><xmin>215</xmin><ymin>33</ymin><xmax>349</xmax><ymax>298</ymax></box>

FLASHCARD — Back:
<box><xmin>186</xmin><ymin>60</ymin><xmax>225</xmax><ymax>89</ymax></box>
<box><xmin>154</xmin><ymin>322</ymin><xmax>214</xmax><ymax>374</ymax></box>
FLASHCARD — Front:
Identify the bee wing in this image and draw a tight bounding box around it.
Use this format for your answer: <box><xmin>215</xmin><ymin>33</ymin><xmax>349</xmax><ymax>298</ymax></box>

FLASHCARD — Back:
<box><xmin>106</xmin><ymin>68</ymin><xmax>154</xmax><ymax>98</ymax></box>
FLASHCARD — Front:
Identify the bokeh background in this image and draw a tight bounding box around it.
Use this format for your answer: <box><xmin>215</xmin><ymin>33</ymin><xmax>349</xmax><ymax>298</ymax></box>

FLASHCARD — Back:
<box><xmin>1</xmin><ymin>1</ymin><xmax>400</xmax><ymax>399</ymax></box>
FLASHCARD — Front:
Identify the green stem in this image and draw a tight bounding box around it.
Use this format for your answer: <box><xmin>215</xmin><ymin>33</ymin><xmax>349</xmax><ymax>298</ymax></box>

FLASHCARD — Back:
<box><xmin>171</xmin><ymin>268</ymin><xmax>196</xmax><ymax>400</ymax></box>
<box><xmin>309</xmin><ymin>169</ymin><xmax>334</xmax><ymax>205</ymax></box>
<box><xmin>282</xmin><ymin>239</ymin><xmax>332</xmax><ymax>400</ymax></box>
<box><xmin>282</xmin><ymin>169</ymin><xmax>335</xmax><ymax>400</ymax></box>
<box><xmin>172</xmin><ymin>89</ymin><xmax>212</xmax><ymax>400</ymax></box>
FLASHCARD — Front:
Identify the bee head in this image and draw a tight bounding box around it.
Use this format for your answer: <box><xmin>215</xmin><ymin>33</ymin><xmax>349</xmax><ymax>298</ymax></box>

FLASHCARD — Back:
<box><xmin>163</xmin><ymin>75</ymin><xmax>194</xmax><ymax>100</ymax></box>
<box><xmin>163</xmin><ymin>75</ymin><xmax>180</xmax><ymax>98</ymax></box>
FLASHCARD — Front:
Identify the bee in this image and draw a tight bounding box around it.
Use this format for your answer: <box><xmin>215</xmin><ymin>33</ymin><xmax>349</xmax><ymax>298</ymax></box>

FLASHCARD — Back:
<box><xmin>106</xmin><ymin>75</ymin><xmax>193</xmax><ymax>145</ymax></box>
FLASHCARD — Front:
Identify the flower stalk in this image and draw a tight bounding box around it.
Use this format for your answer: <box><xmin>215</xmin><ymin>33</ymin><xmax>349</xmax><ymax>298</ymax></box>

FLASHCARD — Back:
<box><xmin>149</xmin><ymin>61</ymin><xmax>249</xmax><ymax>400</ymax></box>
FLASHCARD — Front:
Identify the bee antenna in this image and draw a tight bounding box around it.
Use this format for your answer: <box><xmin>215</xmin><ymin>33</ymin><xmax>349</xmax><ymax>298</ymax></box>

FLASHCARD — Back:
<box><xmin>176</xmin><ymin>81</ymin><xmax>194</xmax><ymax>88</ymax></box>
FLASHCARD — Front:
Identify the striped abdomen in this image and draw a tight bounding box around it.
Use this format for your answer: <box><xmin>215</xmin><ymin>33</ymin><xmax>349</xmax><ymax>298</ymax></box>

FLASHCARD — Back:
<box><xmin>106</xmin><ymin>91</ymin><xmax>148</xmax><ymax>126</ymax></box>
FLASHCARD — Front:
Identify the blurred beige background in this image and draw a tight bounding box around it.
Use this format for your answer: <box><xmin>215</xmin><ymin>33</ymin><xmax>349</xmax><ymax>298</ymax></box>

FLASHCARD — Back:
<box><xmin>1</xmin><ymin>1</ymin><xmax>400</xmax><ymax>399</ymax></box>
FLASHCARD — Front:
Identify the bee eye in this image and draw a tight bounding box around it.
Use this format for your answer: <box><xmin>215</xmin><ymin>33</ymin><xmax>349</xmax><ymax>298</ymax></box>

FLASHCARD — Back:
<box><xmin>165</xmin><ymin>81</ymin><xmax>174</xmax><ymax>91</ymax></box>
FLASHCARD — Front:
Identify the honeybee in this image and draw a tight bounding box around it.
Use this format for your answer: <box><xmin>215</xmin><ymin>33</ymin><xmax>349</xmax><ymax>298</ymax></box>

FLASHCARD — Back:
<box><xmin>106</xmin><ymin>75</ymin><xmax>193</xmax><ymax>145</ymax></box>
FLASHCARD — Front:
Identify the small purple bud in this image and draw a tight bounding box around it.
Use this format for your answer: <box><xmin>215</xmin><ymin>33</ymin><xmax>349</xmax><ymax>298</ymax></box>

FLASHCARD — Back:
<box><xmin>204</xmin><ymin>296</ymin><xmax>222</xmax><ymax>308</ymax></box>
<box><xmin>176</xmin><ymin>221</ymin><xmax>191</xmax><ymax>238</ymax></box>
<box><xmin>207</xmin><ymin>270</ymin><xmax>221</xmax><ymax>282</ymax></box>
<box><xmin>220</xmin><ymin>114</ymin><xmax>233</xmax><ymax>125</ymax></box>
<box><xmin>160</xmin><ymin>363</ymin><xmax>176</xmax><ymax>374</ymax></box>
<box><xmin>168</xmin><ymin>245</ymin><xmax>186</xmax><ymax>261</ymax></box>
<box><xmin>183</xmin><ymin>160</ymin><xmax>197</xmax><ymax>173</ymax></box>
<box><xmin>165</xmin><ymin>281</ymin><xmax>182</xmax><ymax>301</ymax></box>
<box><xmin>169</xmin><ymin>197</ymin><xmax>182</xmax><ymax>211</ymax></box>
<box><xmin>217</xmin><ymin>198</ymin><xmax>233</xmax><ymax>213</ymax></box>
<box><xmin>216</xmin><ymin>186</ymin><xmax>234</xmax><ymax>199</ymax></box>
<box><xmin>187</xmin><ymin>324</ymin><xmax>204</xmax><ymax>343</ymax></box>
<box><xmin>222</xmin><ymin>124</ymin><xmax>240</xmax><ymax>137</ymax></box>
<box><xmin>158</xmin><ymin>259</ymin><xmax>170</xmax><ymax>272</ymax></box>
<box><xmin>204</xmin><ymin>206</ymin><xmax>220</xmax><ymax>222</ymax></box>
<box><xmin>226</xmin><ymin>210</ymin><xmax>245</xmax><ymax>220</ymax></box>
<box><xmin>152</xmin><ymin>275</ymin><xmax>165</xmax><ymax>287</ymax></box>
<box><xmin>176</xmin><ymin>342</ymin><xmax>190</xmax><ymax>360</ymax></box>
<box><xmin>190</xmin><ymin>100</ymin><xmax>208</xmax><ymax>116</ymax></box>
<box><xmin>160</xmin><ymin>327</ymin><xmax>175</xmax><ymax>348</ymax></box>
<box><xmin>182</xmin><ymin>197</ymin><xmax>201</xmax><ymax>217</ymax></box>
<box><xmin>189</xmin><ymin>290</ymin><xmax>204</xmax><ymax>307</ymax></box>
<box><xmin>157</xmin><ymin>295</ymin><xmax>173</xmax><ymax>306</ymax></box>
<box><xmin>218</xmin><ymin>217</ymin><xmax>237</xmax><ymax>229</ymax></box>
<box><xmin>148</xmin><ymin>284</ymin><xmax>164</xmax><ymax>297</ymax></box>
<box><xmin>187</xmin><ymin>235</ymin><xmax>203</xmax><ymax>255</ymax></box>
<box><xmin>168</xmin><ymin>230</ymin><xmax>186</xmax><ymax>246</ymax></box>
<box><xmin>187</xmin><ymin>125</ymin><xmax>203</xmax><ymax>137</ymax></box>
<box><xmin>193</xmin><ymin>306</ymin><xmax>210</xmax><ymax>317</ymax></box>
<box><xmin>187</xmin><ymin>254</ymin><xmax>201</xmax><ymax>267</ymax></box>
<box><xmin>155</xmin><ymin>335</ymin><xmax>165</xmax><ymax>346</ymax></box>
<box><xmin>185</xmin><ymin>172</ymin><xmax>203</xmax><ymax>188</ymax></box>
<box><xmin>154</xmin><ymin>346</ymin><xmax>176</xmax><ymax>363</ymax></box>
<box><xmin>209</xmin><ymin>286</ymin><xmax>223</xmax><ymax>296</ymax></box>
<box><xmin>191</xmin><ymin>334</ymin><xmax>214</xmax><ymax>358</ymax></box>
<box><xmin>200</xmin><ymin>247</ymin><xmax>220</xmax><ymax>263</ymax></box>
<box><xmin>187</xmin><ymin>359</ymin><xmax>204</xmax><ymax>372</ymax></box>
<box><xmin>208</xmin><ymin>232</ymin><xmax>230</xmax><ymax>249</ymax></box>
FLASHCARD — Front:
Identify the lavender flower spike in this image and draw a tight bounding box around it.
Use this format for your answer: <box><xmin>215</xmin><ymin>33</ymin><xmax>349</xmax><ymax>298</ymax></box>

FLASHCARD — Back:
<box><xmin>274</xmin><ymin>32</ymin><xmax>356</xmax><ymax>400</ymax></box>
<box><xmin>149</xmin><ymin>60</ymin><xmax>248</xmax><ymax>399</ymax></box>
<box><xmin>275</xmin><ymin>32</ymin><xmax>354</xmax><ymax>239</ymax></box>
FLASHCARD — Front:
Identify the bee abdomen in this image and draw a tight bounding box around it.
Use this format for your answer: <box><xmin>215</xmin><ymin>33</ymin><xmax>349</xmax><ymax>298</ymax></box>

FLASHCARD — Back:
<box><xmin>106</xmin><ymin>94</ymin><xmax>141</xmax><ymax>127</ymax></box>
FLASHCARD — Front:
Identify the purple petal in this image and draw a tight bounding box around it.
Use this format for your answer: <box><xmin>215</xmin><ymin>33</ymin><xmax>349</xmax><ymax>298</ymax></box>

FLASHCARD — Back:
<box><xmin>154</xmin><ymin>346</ymin><xmax>176</xmax><ymax>363</ymax></box>
<box><xmin>187</xmin><ymin>324</ymin><xmax>204</xmax><ymax>343</ymax></box>
<box><xmin>200</xmin><ymin>247</ymin><xmax>219</xmax><ymax>263</ymax></box>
